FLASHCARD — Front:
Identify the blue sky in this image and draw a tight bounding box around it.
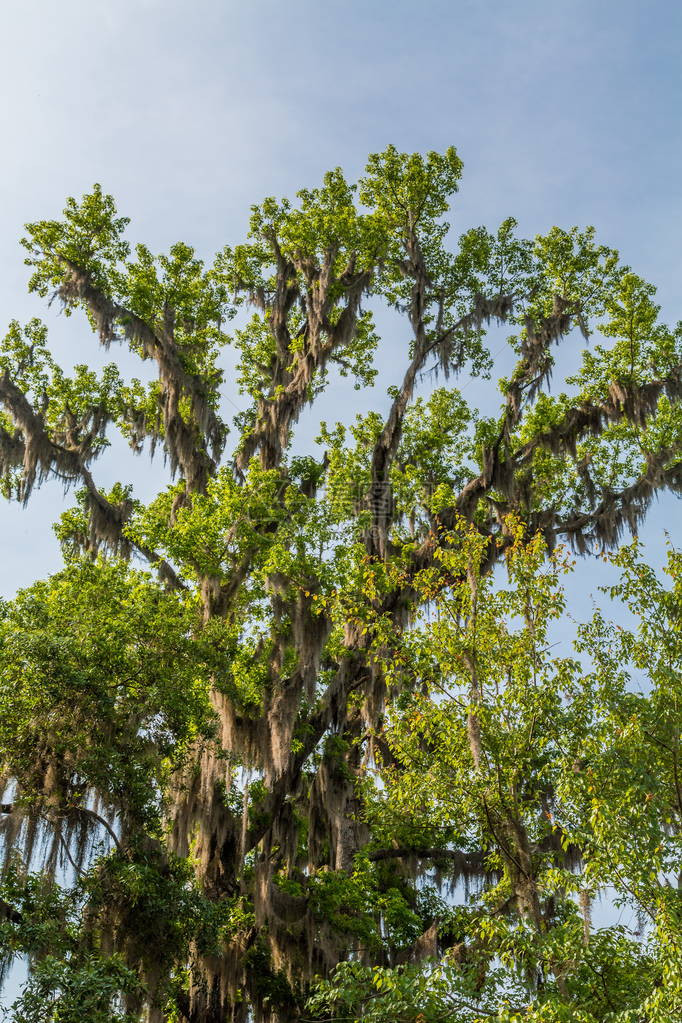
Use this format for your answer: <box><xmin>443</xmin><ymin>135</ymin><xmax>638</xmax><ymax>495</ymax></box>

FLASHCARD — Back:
<box><xmin>1</xmin><ymin>0</ymin><xmax>681</xmax><ymax>596</ymax></box>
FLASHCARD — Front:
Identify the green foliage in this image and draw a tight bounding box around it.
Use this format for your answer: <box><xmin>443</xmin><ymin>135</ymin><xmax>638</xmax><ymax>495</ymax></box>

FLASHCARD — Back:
<box><xmin>308</xmin><ymin>528</ymin><xmax>682</xmax><ymax>1022</ymax></box>
<box><xmin>0</xmin><ymin>560</ymin><xmax>215</xmax><ymax>828</ymax></box>
<box><xmin>9</xmin><ymin>953</ymin><xmax>141</xmax><ymax>1023</ymax></box>
<box><xmin>2</xmin><ymin>145</ymin><xmax>682</xmax><ymax>1023</ymax></box>
<box><xmin>22</xmin><ymin>184</ymin><xmax>130</xmax><ymax>299</ymax></box>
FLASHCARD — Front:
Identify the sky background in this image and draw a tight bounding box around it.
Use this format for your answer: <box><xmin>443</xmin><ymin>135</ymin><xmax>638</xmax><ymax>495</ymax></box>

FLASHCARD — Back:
<box><xmin>1</xmin><ymin>0</ymin><xmax>681</xmax><ymax>1002</ymax></box>
<box><xmin>1</xmin><ymin>0</ymin><xmax>682</xmax><ymax>599</ymax></box>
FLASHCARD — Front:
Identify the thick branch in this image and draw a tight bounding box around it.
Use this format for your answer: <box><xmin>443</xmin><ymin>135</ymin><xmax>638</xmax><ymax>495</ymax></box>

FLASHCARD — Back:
<box><xmin>0</xmin><ymin>899</ymin><xmax>22</xmax><ymax>924</ymax></box>
<box><xmin>243</xmin><ymin>649</ymin><xmax>370</xmax><ymax>855</ymax></box>
<box><xmin>59</xmin><ymin>260</ymin><xmax>225</xmax><ymax>492</ymax></box>
<box><xmin>236</xmin><ymin>251</ymin><xmax>371</xmax><ymax>472</ymax></box>
<box><xmin>365</xmin><ymin>266</ymin><xmax>515</xmax><ymax>561</ymax></box>
<box><xmin>0</xmin><ymin>371</ymin><xmax>183</xmax><ymax>586</ymax></box>
<box><xmin>367</xmin><ymin>846</ymin><xmax>486</xmax><ymax>871</ymax></box>
<box><xmin>552</xmin><ymin>452</ymin><xmax>682</xmax><ymax>552</ymax></box>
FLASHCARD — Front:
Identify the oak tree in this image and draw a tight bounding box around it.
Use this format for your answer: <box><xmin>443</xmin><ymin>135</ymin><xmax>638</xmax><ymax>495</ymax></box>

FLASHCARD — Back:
<box><xmin>1</xmin><ymin>146</ymin><xmax>682</xmax><ymax>1021</ymax></box>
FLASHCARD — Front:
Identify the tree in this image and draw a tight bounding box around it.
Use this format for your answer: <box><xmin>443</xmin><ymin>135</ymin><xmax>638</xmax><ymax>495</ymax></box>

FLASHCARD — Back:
<box><xmin>306</xmin><ymin>529</ymin><xmax>682</xmax><ymax>1022</ymax></box>
<box><xmin>0</xmin><ymin>146</ymin><xmax>681</xmax><ymax>1022</ymax></box>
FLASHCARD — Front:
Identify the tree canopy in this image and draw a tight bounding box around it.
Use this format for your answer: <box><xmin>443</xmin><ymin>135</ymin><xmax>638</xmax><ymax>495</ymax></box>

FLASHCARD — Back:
<box><xmin>1</xmin><ymin>145</ymin><xmax>682</xmax><ymax>1022</ymax></box>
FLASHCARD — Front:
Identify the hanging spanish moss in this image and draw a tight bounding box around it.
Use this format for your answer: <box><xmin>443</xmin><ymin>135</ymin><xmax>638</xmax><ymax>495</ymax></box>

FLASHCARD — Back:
<box><xmin>2</xmin><ymin>148</ymin><xmax>681</xmax><ymax>1022</ymax></box>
